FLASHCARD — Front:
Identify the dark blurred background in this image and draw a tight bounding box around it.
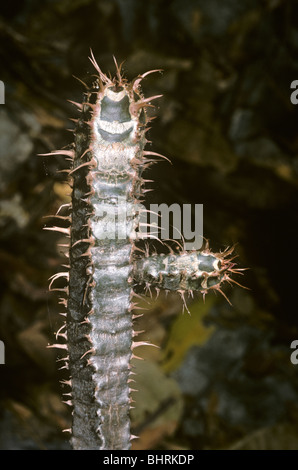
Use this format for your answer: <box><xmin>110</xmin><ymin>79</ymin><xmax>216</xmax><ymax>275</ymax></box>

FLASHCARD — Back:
<box><xmin>1</xmin><ymin>0</ymin><xmax>298</xmax><ymax>450</ymax></box>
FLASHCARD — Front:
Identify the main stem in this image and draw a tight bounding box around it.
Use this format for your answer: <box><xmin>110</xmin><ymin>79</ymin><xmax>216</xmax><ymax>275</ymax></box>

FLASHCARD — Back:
<box><xmin>67</xmin><ymin>68</ymin><xmax>146</xmax><ymax>449</ymax></box>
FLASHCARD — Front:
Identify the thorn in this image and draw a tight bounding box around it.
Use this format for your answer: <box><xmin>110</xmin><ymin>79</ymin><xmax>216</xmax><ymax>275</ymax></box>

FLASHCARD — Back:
<box><xmin>56</xmin><ymin>203</ymin><xmax>71</xmax><ymax>215</ymax></box>
<box><xmin>127</xmin><ymin>378</ymin><xmax>136</xmax><ymax>384</ymax></box>
<box><xmin>132</xmin><ymin>341</ymin><xmax>159</xmax><ymax>349</ymax></box>
<box><xmin>68</xmin><ymin>100</ymin><xmax>83</xmax><ymax>110</ymax></box>
<box><xmin>44</xmin><ymin>226</ymin><xmax>70</xmax><ymax>236</ymax></box>
<box><xmin>80</xmin><ymin>348</ymin><xmax>94</xmax><ymax>360</ymax></box>
<box><xmin>131</xmin><ymin>353</ymin><xmax>144</xmax><ymax>360</ymax></box>
<box><xmin>49</xmin><ymin>286</ymin><xmax>69</xmax><ymax>294</ymax></box>
<box><xmin>56</xmin><ymin>332</ymin><xmax>67</xmax><ymax>340</ymax></box>
<box><xmin>177</xmin><ymin>289</ymin><xmax>190</xmax><ymax>314</ymax></box>
<box><xmin>132</xmin><ymin>69</ymin><xmax>163</xmax><ymax>92</ymax></box>
<box><xmin>60</xmin><ymin>379</ymin><xmax>72</xmax><ymax>387</ymax></box>
<box><xmin>43</xmin><ymin>214</ymin><xmax>71</xmax><ymax>222</ymax></box>
<box><xmin>56</xmin><ymin>356</ymin><xmax>69</xmax><ymax>362</ymax></box>
<box><xmin>225</xmin><ymin>275</ymin><xmax>250</xmax><ymax>290</ymax></box>
<box><xmin>143</xmin><ymin>150</ymin><xmax>172</xmax><ymax>164</ymax></box>
<box><xmin>79</xmin><ymin>148</ymin><xmax>92</xmax><ymax>159</ymax></box>
<box><xmin>132</xmin><ymin>313</ymin><xmax>143</xmax><ymax>320</ymax></box>
<box><xmin>47</xmin><ymin>343</ymin><xmax>68</xmax><ymax>350</ymax></box>
<box><xmin>78</xmin><ymin>249</ymin><xmax>92</xmax><ymax>258</ymax></box>
<box><xmin>132</xmin><ymin>330</ymin><xmax>145</xmax><ymax>337</ymax></box>
<box><xmin>141</xmin><ymin>94</ymin><xmax>163</xmax><ymax>104</ymax></box>
<box><xmin>215</xmin><ymin>286</ymin><xmax>232</xmax><ymax>305</ymax></box>
<box><xmin>131</xmin><ymin>292</ymin><xmax>148</xmax><ymax>303</ymax></box>
<box><xmin>112</xmin><ymin>55</ymin><xmax>125</xmax><ymax>84</ymax></box>
<box><xmin>129</xmin><ymin>305</ymin><xmax>147</xmax><ymax>311</ymax></box>
<box><xmin>72</xmin><ymin>74</ymin><xmax>89</xmax><ymax>90</ymax></box>
<box><xmin>69</xmin><ymin>160</ymin><xmax>96</xmax><ymax>175</ymax></box>
<box><xmin>72</xmin><ymin>238</ymin><xmax>95</xmax><ymax>248</ymax></box>
<box><xmin>38</xmin><ymin>150</ymin><xmax>75</xmax><ymax>159</ymax></box>
<box><xmin>89</xmin><ymin>49</ymin><xmax>113</xmax><ymax>85</ymax></box>
<box><xmin>48</xmin><ymin>272</ymin><xmax>69</xmax><ymax>289</ymax></box>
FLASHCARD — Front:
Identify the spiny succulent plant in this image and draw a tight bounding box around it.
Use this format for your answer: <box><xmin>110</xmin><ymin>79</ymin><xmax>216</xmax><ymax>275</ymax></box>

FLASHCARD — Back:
<box><xmin>41</xmin><ymin>53</ymin><xmax>243</xmax><ymax>450</ymax></box>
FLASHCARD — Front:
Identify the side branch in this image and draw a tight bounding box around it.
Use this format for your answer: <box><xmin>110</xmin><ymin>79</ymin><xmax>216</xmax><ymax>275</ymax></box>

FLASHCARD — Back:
<box><xmin>133</xmin><ymin>249</ymin><xmax>243</xmax><ymax>299</ymax></box>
